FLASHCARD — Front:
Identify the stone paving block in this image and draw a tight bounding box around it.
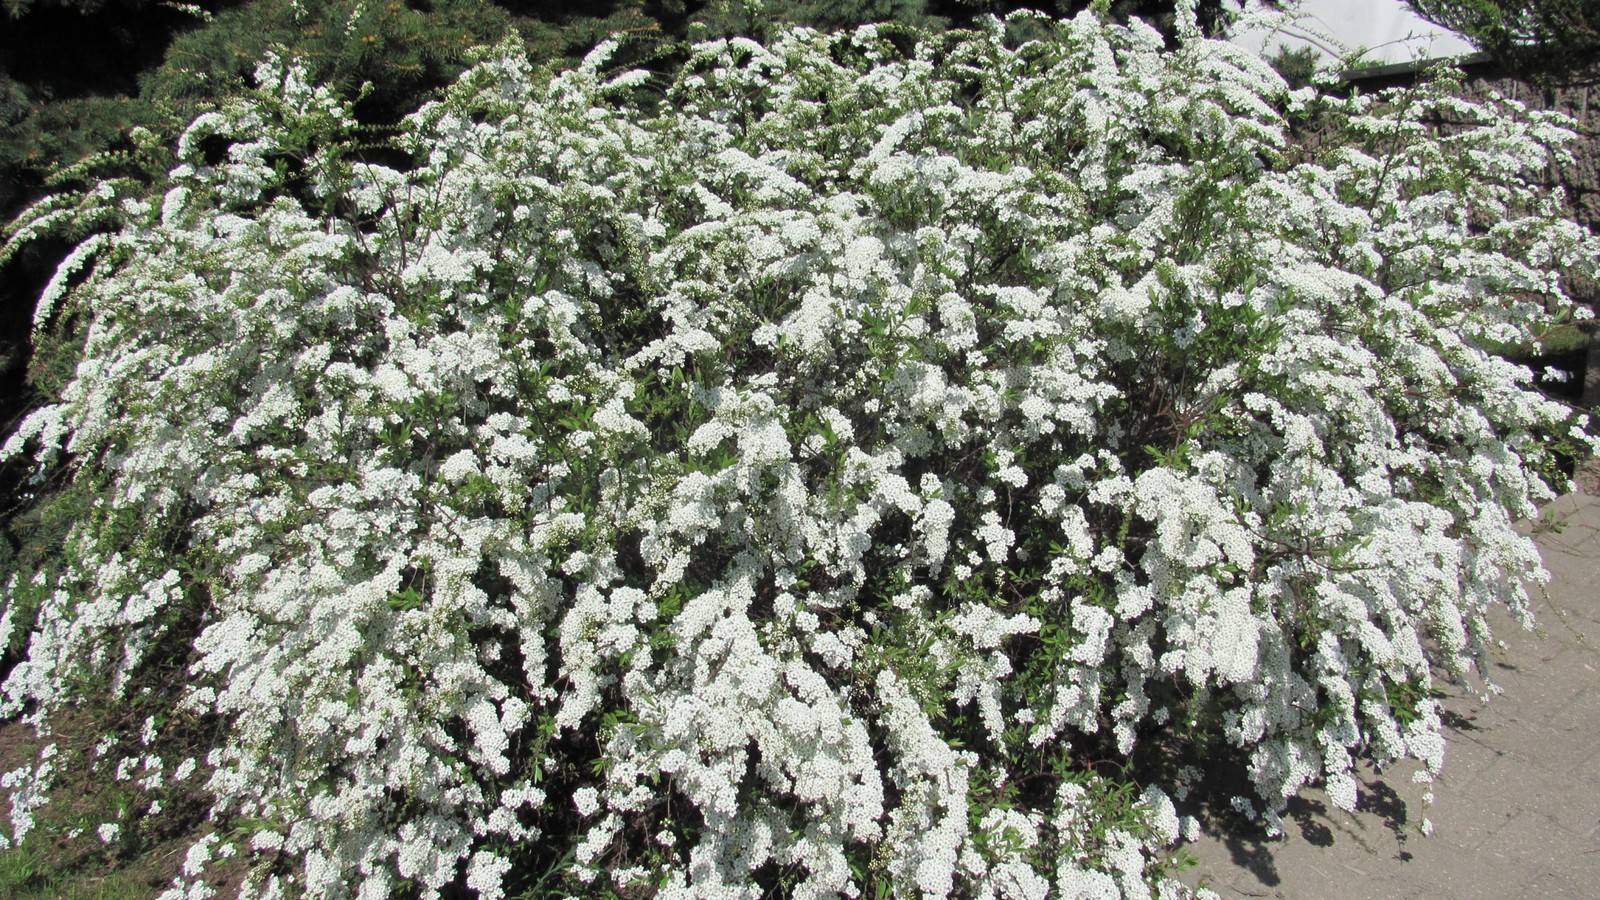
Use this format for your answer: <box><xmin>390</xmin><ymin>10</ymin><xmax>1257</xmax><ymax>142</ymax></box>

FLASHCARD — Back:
<box><xmin>1420</xmin><ymin>781</ymin><xmax>1516</xmax><ymax>851</ymax></box>
<box><xmin>1517</xmin><ymin>610</ymin><xmax>1600</xmax><ymax>667</ymax></box>
<box><xmin>1453</xmin><ymin>755</ymin><xmax>1600</xmax><ymax>839</ymax></box>
<box><xmin>1468</xmin><ymin>812</ymin><xmax>1600</xmax><ymax>881</ymax></box>
<box><xmin>1179</xmin><ymin>493</ymin><xmax>1600</xmax><ymax>899</ymax></box>
<box><xmin>1462</xmin><ymin>697</ymin><xmax>1600</xmax><ymax>771</ymax></box>
<box><xmin>1573</xmin><ymin>742</ymin><xmax>1600</xmax><ymax>779</ymax></box>
<box><xmin>1512</xmin><ymin>872</ymin><xmax>1599</xmax><ymax>900</ymax></box>
<box><xmin>1428</xmin><ymin>737</ymin><xmax>1505</xmax><ymax>794</ymax></box>
<box><xmin>1536</xmin><ymin>500</ymin><xmax>1600</xmax><ymax>533</ymax></box>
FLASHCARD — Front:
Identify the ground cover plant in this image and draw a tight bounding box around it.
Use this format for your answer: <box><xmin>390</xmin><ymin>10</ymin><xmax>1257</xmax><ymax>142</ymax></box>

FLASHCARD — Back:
<box><xmin>1</xmin><ymin>4</ymin><xmax>1596</xmax><ymax>897</ymax></box>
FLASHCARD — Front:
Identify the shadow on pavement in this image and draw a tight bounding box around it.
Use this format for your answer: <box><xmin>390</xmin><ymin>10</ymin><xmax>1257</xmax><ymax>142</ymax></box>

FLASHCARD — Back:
<box><xmin>1221</xmin><ymin>830</ymin><xmax>1282</xmax><ymax>888</ymax></box>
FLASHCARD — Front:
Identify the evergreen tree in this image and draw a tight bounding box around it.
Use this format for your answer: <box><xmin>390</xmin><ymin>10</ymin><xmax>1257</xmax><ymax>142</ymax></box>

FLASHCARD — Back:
<box><xmin>1407</xmin><ymin>0</ymin><xmax>1600</xmax><ymax>78</ymax></box>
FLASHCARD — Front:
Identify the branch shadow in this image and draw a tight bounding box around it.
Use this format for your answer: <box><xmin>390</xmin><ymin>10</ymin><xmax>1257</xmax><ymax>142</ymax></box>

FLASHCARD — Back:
<box><xmin>1134</xmin><ymin>731</ymin><xmax>1425</xmax><ymax>891</ymax></box>
<box><xmin>1440</xmin><ymin>708</ymin><xmax>1482</xmax><ymax>733</ymax></box>
<box><xmin>1362</xmin><ymin>777</ymin><xmax>1414</xmax><ymax>860</ymax></box>
<box><xmin>1287</xmin><ymin>795</ymin><xmax>1334</xmax><ymax>848</ymax></box>
<box><xmin>1218</xmin><ymin>829</ymin><xmax>1284</xmax><ymax>889</ymax></box>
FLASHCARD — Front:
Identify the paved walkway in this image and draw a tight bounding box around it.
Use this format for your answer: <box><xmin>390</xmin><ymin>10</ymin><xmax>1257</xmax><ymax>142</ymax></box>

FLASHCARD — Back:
<box><xmin>1177</xmin><ymin>490</ymin><xmax>1600</xmax><ymax>899</ymax></box>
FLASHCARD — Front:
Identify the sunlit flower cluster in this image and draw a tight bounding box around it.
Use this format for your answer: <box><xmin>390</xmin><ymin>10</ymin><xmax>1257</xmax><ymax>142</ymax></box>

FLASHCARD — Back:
<box><xmin>1</xmin><ymin>5</ymin><xmax>1593</xmax><ymax>897</ymax></box>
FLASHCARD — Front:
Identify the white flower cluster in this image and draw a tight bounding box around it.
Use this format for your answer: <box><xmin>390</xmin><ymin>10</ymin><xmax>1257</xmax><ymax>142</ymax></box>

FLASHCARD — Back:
<box><xmin>1</xmin><ymin>6</ymin><xmax>1592</xmax><ymax>898</ymax></box>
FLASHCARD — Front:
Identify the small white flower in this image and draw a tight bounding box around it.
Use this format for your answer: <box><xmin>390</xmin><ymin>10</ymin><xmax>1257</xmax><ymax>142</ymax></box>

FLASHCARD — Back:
<box><xmin>573</xmin><ymin>786</ymin><xmax>601</xmax><ymax>818</ymax></box>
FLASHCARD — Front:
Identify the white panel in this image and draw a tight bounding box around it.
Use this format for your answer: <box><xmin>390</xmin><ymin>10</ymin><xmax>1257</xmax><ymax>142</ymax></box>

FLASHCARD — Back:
<box><xmin>1228</xmin><ymin>0</ymin><xmax>1479</xmax><ymax>66</ymax></box>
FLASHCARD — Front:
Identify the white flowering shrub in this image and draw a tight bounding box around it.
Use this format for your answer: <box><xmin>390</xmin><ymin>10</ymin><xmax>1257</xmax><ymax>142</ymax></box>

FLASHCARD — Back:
<box><xmin>1</xmin><ymin>8</ymin><xmax>1595</xmax><ymax>898</ymax></box>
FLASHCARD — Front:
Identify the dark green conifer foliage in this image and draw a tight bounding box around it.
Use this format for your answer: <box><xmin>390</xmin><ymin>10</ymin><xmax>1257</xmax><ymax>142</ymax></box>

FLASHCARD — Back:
<box><xmin>142</xmin><ymin>1</ymin><xmax>668</xmax><ymax>126</ymax></box>
<box><xmin>689</xmin><ymin>0</ymin><xmax>950</xmax><ymax>37</ymax></box>
<box><xmin>146</xmin><ymin>1</ymin><xmax>548</xmax><ymax>124</ymax></box>
<box><xmin>683</xmin><ymin>0</ymin><xmax>1234</xmax><ymax>39</ymax></box>
<box><xmin>2</xmin><ymin>0</ymin><xmax>150</xmax><ymax>14</ymax></box>
<box><xmin>1266</xmin><ymin>43</ymin><xmax>1319</xmax><ymax>90</ymax></box>
<box><xmin>1407</xmin><ymin>0</ymin><xmax>1600</xmax><ymax>79</ymax></box>
<box><xmin>3</xmin><ymin>2</ymin><xmax>677</xmax><ymax>215</ymax></box>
